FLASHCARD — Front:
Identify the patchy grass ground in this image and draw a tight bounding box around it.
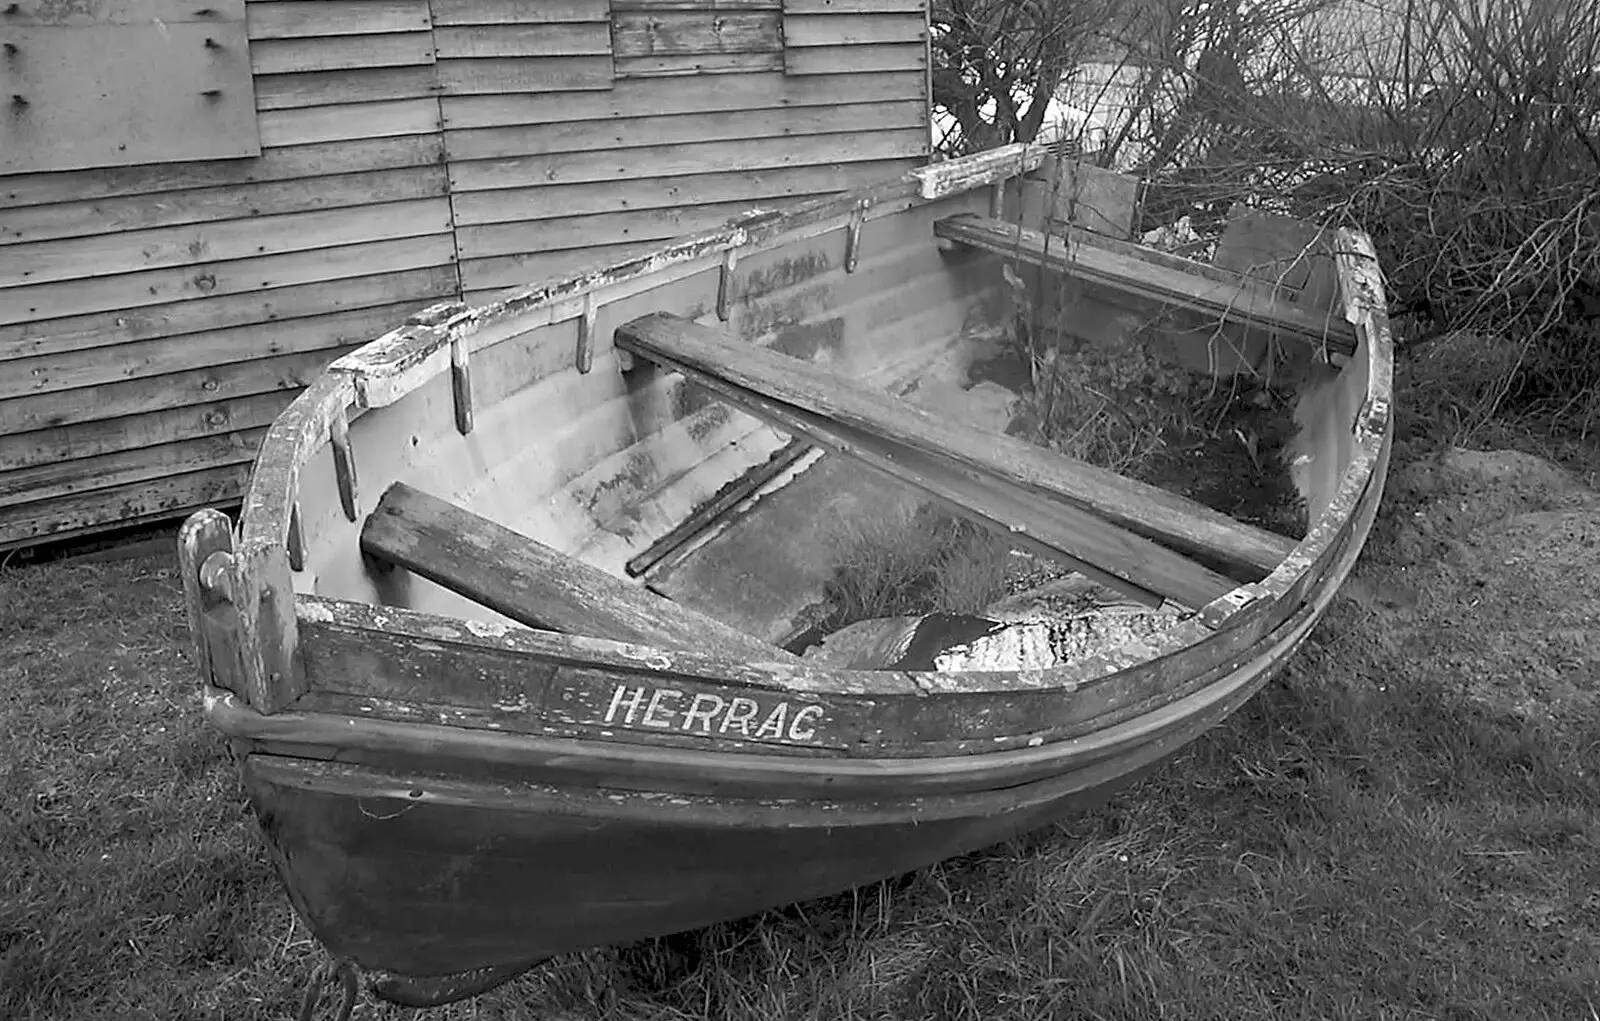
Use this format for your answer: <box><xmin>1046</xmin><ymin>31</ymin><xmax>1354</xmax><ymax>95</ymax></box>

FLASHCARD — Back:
<box><xmin>3</xmin><ymin>431</ymin><xmax>1598</xmax><ymax>1020</ymax></box>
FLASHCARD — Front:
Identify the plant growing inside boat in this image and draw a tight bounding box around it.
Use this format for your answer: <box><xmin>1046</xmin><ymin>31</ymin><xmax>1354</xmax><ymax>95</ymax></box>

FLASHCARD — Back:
<box><xmin>818</xmin><ymin>503</ymin><xmax>1012</xmax><ymax>631</ymax></box>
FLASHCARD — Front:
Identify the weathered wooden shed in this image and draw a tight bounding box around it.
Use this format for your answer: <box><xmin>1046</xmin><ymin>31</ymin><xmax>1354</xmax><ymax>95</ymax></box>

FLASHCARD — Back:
<box><xmin>0</xmin><ymin>0</ymin><xmax>931</xmax><ymax>552</ymax></box>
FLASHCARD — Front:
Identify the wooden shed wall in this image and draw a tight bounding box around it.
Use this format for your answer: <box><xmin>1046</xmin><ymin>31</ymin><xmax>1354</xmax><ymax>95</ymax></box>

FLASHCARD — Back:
<box><xmin>0</xmin><ymin>0</ymin><xmax>931</xmax><ymax>551</ymax></box>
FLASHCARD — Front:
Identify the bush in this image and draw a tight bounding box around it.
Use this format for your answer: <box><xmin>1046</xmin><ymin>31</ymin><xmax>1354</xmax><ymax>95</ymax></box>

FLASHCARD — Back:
<box><xmin>945</xmin><ymin>0</ymin><xmax>1600</xmax><ymax>441</ymax></box>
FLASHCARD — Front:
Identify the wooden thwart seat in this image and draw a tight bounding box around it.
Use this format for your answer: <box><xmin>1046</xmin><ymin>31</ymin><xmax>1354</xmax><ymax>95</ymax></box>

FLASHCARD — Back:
<box><xmin>361</xmin><ymin>482</ymin><xmax>801</xmax><ymax>662</ymax></box>
<box><xmin>932</xmin><ymin>214</ymin><xmax>1359</xmax><ymax>357</ymax></box>
<box><xmin>615</xmin><ymin>313</ymin><xmax>1299</xmax><ymax>612</ymax></box>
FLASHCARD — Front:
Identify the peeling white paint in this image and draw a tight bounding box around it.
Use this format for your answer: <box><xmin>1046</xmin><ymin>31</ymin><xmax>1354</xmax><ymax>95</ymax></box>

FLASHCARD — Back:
<box><xmin>297</xmin><ymin>600</ymin><xmax>336</xmax><ymax>624</ymax></box>
<box><xmin>464</xmin><ymin>619</ymin><xmax>515</xmax><ymax>639</ymax></box>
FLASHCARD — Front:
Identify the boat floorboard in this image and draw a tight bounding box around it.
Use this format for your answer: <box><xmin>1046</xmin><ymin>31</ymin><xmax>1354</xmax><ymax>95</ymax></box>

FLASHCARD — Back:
<box><xmin>646</xmin><ymin>368</ymin><xmax>1025</xmax><ymax>648</ymax></box>
<box><xmin>647</xmin><ymin>452</ymin><xmax>922</xmax><ymax>648</ymax></box>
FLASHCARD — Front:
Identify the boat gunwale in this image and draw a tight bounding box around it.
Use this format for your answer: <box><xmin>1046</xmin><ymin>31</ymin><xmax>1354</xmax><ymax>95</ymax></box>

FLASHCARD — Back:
<box><xmin>202</xmin><ymin>421</ymin><xmax>1389</xmax><ymax>788</ymax></box>
<box><xmin>222</xmin><ymin>146</ymin><xmax>1393</xmax><ymax>716</ymax></box>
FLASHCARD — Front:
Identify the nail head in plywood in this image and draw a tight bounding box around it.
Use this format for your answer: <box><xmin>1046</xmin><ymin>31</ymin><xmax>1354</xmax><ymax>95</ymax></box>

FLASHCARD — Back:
<box><xmin>330</xmin><ymin>406</ymin><xmax>360</xmax><ymax>523</ymax></box>
<box><xmin>576</xmin><ymin>291</ymin><xmax>597</xmax><ymax>374</ymax></box>
<box><xmin>717</xmin><ymin>247</ymin><xmax>740</xmax><ymax>322</ymax></box>
<box><xmin>450</xmin><ymin>335</ymin><xmax>475</xmax><ymax>435</ymax></box>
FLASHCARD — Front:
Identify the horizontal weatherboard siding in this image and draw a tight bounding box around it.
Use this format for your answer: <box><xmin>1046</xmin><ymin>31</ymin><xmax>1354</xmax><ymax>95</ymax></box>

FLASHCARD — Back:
<box><xmin>0</xmin><ymin>0</ymin><xmax>932</xmax><ymax>551</ymax></box>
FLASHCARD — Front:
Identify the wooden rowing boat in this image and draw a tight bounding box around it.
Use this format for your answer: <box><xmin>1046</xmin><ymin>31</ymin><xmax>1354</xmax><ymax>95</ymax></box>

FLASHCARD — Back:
<box><xmin>178</xmin><ymin>144</ymin><xmax>1393</xmax><ymax>1008</ymax></box>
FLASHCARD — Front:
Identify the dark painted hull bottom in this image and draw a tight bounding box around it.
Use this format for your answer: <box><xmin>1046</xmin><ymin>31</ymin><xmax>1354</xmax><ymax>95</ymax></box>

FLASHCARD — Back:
<box><xmin>243</xmin><ymin>653</ymin><xmax>1276</xmax><ymax>1005</ymax></box>
<box><xmin>251</xmin><ymin>760</ymin><xmax>1160</xmax><ymax>1005</ymax></box>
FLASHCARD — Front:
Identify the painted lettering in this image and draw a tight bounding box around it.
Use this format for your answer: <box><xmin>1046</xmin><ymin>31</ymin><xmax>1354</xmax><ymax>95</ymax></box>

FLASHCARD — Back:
<box><xmin>787</xmin><ymin>705</ymin><xmax>824</xmax><ymax>741</ymax></box>
<box><xmin>754</xmin><ymin>703</ymin><xmax>789</xmax><ymax>740</ymax></box>
<box><xmin>642</xmin><ymin>688</ymin><xmax>683</xmax><ymax>728</ymax></box>
<box><xmin>680</xmin><ymin>693</ymin><xmax>726</xmax><ymax>734</ymax></box>
<box><xmin>604</xmin><ymin>684</ymin><xmax>648</xmax><ymax>726</ymax></box>
<box><xmin>720</xmin><ymin>696</ymin><xmax>760</xmax><ymax>737</ymax></box>
<box><xmin>596</xmin><ymin>683</ymin><xmax>828</xmax><ymax>744</ymax></box>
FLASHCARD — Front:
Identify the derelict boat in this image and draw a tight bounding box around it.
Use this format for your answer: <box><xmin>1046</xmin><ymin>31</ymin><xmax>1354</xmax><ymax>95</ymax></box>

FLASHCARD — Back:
<box><xmin>178</xmin><ymin>142</ymin><xmax>1393</xmax><ymax>1007</ymax></box>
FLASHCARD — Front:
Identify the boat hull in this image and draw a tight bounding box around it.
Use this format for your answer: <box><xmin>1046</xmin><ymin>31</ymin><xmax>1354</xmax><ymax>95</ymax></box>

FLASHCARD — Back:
<box><xmin>248</xmin><ymin>759</ymin><xmax>1153</xmax><ymax>982</ymax></box>
<box><xmin>237</xmin><ymin>583</ymin><xmax>1335</xmax><ymax>1000</ymax></box>
<box><xmin>180</xmin><ymin>144</ymin><xmax>1397</xmax><ymax>1007</ymax></box>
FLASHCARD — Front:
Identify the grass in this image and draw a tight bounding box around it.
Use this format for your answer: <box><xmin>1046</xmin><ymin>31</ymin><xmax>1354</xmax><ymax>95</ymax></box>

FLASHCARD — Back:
<box><xmin>817</xmin><ymin>502</ymin><xmax>1013</xmax><ymax>633</ymax></box>
<box><xmin>3</xmin><ymin>429</ymin><xmax>1598</xmax><ymax>1020</ymax></box>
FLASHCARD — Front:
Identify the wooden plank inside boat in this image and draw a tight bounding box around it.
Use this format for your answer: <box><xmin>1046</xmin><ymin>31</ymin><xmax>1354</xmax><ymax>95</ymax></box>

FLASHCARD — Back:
<box><xmin>615</xmin><ymin>313</ymin><xmax>1298</xmax><ymax>610</ymax></box>
<box><xmin>361</xmin><ymin>482</ymin><xmax>800</xmax><ymax>662</ymax></box>
<box><xmin>932</xmin><ymin>214</ymin><xmax>1358</xmax><ymax>357</ymax></box>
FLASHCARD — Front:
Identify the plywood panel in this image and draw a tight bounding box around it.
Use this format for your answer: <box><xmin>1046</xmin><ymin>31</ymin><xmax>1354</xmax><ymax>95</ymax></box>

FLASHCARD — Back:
<box><xmin>0</xmin><ymin>267</ymin><xmax>458</xmax><ymax>362</ymax></box>
<box><xmin>2</xmin><ymin>0</ymin><xmax>245</xmax><ymax>25</ymax></box>
<box><xmin>0</xmin><ymin>135</ymin><xmax>447</xmax><ymax>207</ymax></box>
<box><xmin>1018</xmin><ymin>158</ymin><xmax>1141</xmax><ymax>239</ymax></box>
<box><xmin>450</xmin><ymin>129</ymin><xmax>928</xmax><ymax>190</ymax></box>
<box><xmin>246</xmin><ymin>0</ymin><xmax>432</xmax><ymax>39</ymax></box>
<box><xmin>441</xmin><ymin>69</ymin><xmax>925</xmax><ymax>127</ymax></box>
<box><xmin>1</xmin><ymin>21</ymin><xmax>260</xmax><ymax>173</ymax></box>
<box><xmin>445</xmin><ymin>100</ymin><xmax>926</xmax><ymax>159</ymax></box>
<box><xmin>0</xmin><ymin>234</ymin><xmax>459</xmax><ymax>323</ymax></box>
<box><xmin>1</xmin><ymin>166</ymin><xmax>449</xmax><ymax>246</ymax></box>
<box><xmin>450</xmin><ymin>160</ymin><xmax>910</xmax><ymax>226</ymax></box>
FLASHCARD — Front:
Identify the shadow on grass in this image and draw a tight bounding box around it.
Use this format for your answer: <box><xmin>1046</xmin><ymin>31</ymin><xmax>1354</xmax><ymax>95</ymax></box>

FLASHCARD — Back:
<box><xmin>578</xmin><ymin>624</ymin><xmax>1599</xmax><ymax>1021</ymax></box>
<box><xmin>2</xmin><ymin>510</ymin><xmax>1596</xmax><ymax>1019</ymax></box>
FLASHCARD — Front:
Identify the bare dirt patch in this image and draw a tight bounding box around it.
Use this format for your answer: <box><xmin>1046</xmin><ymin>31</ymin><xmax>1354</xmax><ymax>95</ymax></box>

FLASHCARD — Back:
<box><xmin>1344</xmin><ymin>445</ymin><xmax>1600</xmax><ymax>727</ymax></box>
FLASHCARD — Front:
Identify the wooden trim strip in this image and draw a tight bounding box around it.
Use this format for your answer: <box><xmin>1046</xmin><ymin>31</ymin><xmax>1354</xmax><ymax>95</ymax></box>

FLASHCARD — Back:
<box><xmin>575</xmin><ymin>291</ymin><xmax>597</xmax><ymax>374</ymax></box>
<box><xmin>844</xmin><ymin>200</ymin><xmax>867</xmax><ymax>272</ymax></box>
<box><xmin>329</xmin><ymin>404</ymin><xmax>360</xmax><ymax>522</ymax></box>
<box><xmin>624</xmin><ymin>439</ymin><xmax>815</xmax><ymax>578</ymax></box>
<box><xmin>450</xmin><ymin>335</ymin><xmax>475</xmax><ymax>434</ymax></box>
<box><xmin>716</xmin><ymin>247</ymin><xmax>739</xmax><ymax>322</ymax></box>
